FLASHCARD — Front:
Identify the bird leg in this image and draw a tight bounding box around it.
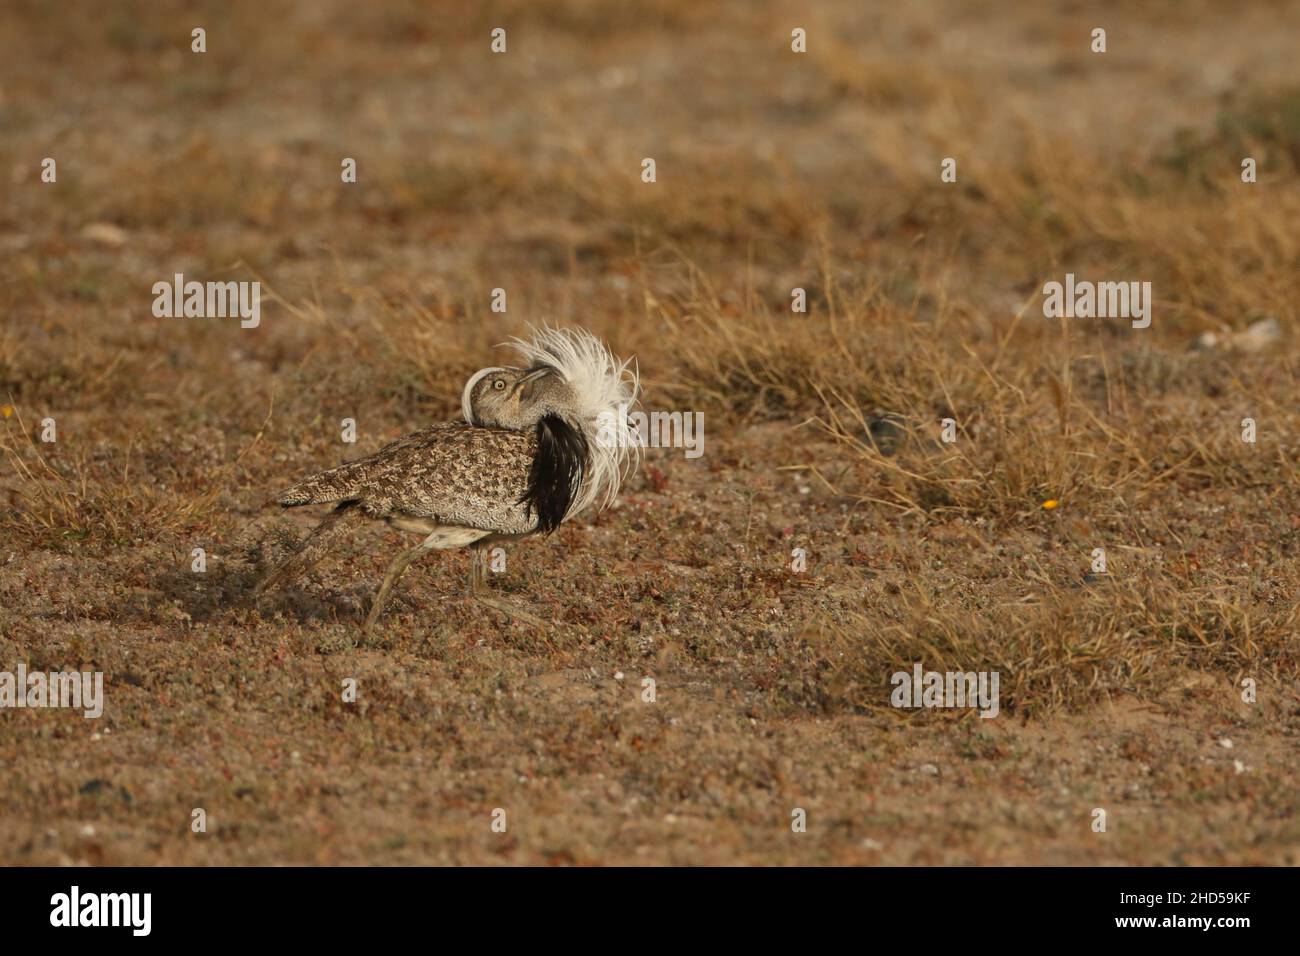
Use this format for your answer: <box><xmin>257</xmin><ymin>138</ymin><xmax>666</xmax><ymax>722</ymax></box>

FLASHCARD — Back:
<box><xmin>469</xmin><ymin>541</ymin><xmax>489</xmax><ymax>595</ymax></box>
<box><xmin>466</xmin><ymin>541</ymin><xmax>549</xmax><ymax>630</ymax></box>
<box><xmin>253</xmin><ymin>502</ymin><xmax>362</xmax><ymax>602</ymax></box>
<box><xmin>364</xmin><ymin>537</ymin><xmax>437</xmax><ymax>635</ymax></box>
<box><xmin>364</xmin><ymin>528</ymin><xmax>548</xmax><ymax>633</ymax></box>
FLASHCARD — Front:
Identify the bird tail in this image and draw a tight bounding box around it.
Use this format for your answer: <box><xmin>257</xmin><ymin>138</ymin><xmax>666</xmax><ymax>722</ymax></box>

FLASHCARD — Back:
<box><xmin>275</xmin><ymin>459</ymin><xmax>371</xmax><ymax>507</ymax></box>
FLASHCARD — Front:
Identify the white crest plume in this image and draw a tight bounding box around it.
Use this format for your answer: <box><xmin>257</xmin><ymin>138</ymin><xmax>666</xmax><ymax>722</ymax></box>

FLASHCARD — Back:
<box><xmin>506</xmin><ymin>325</ymin><xmax>641</xmax><ymax>518</ymax></box>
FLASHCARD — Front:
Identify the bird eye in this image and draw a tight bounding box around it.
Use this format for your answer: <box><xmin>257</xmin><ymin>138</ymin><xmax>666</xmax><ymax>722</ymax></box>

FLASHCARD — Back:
<box><xmin>494</xmin><ymin>379</ymin><xmax>506</xmax><ymax>390</ymax></box>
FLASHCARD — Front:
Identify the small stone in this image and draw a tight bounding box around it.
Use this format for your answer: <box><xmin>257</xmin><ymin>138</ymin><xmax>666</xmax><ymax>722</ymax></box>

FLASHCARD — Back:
<box><xmin>80</xmin><ymin>222</ymin><xmax>128</xmax><ymax>247</ymax></box>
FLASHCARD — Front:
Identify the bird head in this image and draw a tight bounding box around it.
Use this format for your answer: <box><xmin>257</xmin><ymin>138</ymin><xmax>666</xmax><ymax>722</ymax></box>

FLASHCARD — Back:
<box><xmin>461</xmin><ymin>326</ymin><xmax>642</xmax><ymax>519</ymax></box>
<box><xmin>461</xmin><ymin>364</ymin><xmax>577</xmax><ymax>429</ymax></box>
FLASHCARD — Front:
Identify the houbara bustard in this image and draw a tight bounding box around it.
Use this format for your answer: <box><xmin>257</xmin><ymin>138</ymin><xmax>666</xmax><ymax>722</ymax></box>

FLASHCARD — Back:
<box><xmin>254</xmin><ymin>327</ymin><xmax>640</xmax><ymax>633</ymax></box>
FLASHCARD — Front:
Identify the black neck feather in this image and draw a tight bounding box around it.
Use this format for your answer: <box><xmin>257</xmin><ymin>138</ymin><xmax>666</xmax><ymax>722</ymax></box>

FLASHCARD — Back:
<box><xmin>520</xmin><ymin>414</ymin><xmax>587</xmax><ymax>534</ymax></box>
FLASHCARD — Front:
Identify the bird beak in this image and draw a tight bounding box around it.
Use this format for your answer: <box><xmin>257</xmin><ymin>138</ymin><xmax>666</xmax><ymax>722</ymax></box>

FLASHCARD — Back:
<box><xmin>512</xmin><ymin>365</ymin><xmax>555</xmax><ymax>397</ymax></box>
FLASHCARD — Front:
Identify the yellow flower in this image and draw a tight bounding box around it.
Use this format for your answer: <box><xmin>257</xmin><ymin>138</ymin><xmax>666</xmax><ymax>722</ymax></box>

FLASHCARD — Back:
<box><xmin>1042</xmin><ymin>499</ymin><xmax>1059</xmax><ymax>510</ymax></box>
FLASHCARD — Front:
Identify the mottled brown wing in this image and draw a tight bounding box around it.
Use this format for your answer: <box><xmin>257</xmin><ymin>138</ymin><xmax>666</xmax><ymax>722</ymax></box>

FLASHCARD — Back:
<box><xmin>276</xmin><ymin>423</ymin><xmax>539</xmax><ymax>535</ymax></box>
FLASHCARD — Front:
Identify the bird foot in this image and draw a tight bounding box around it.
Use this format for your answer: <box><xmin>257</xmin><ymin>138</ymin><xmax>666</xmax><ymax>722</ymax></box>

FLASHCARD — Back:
<box><xmin>362</xmin><ymin>598</ymin><xmax>390</xmax><ymax>637</ymax></box>
<box><xmin>475</xmin><ymin>596</ymin><xmax>549</xmax><ymax>630</ymax></box>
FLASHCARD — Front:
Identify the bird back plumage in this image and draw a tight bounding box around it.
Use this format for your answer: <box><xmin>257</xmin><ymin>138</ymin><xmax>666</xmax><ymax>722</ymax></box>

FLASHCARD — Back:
<box><xmin>277</xmin><ymin>423</ymin><xmax>542</xmax><ymax>536</ymax></box>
